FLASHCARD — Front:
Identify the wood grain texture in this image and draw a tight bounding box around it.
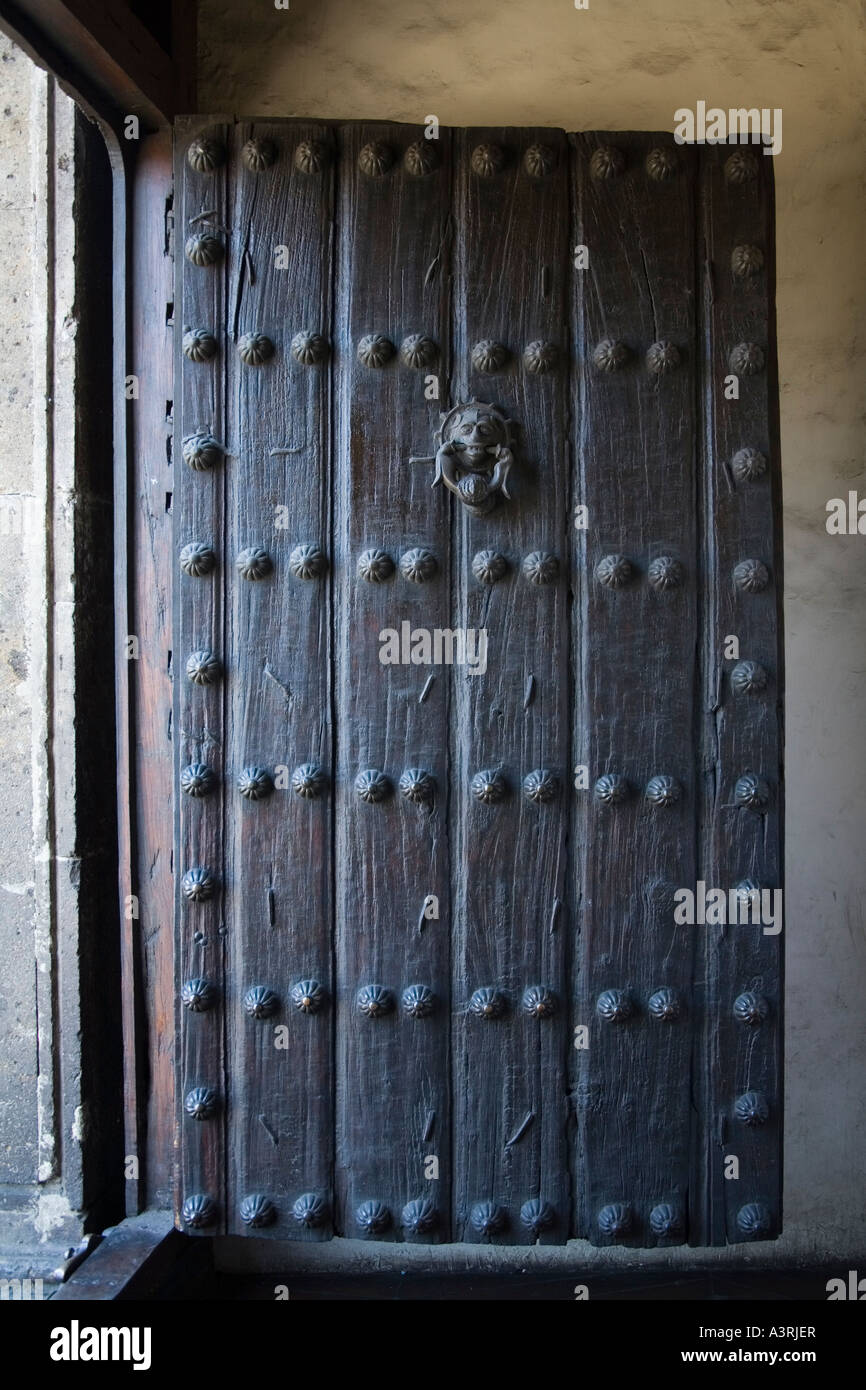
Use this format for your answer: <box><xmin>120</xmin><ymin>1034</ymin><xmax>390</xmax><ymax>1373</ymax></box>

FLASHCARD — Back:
<box><xmin>333</xmin><ymin>123</ymin><xmax>453</xmax><ymax>1242</ymax></box>
<box><xmin>451</xmin><ymin>128</ymin><xmax>570</xmax><ymax>1244</ymax></box>
<box><xmin>223</xmin><ymin>120</ymin><xmax>335</xmax><ymax>1240</ymax></box>
<box><xmin>697</xmin><ymin>145</ymin><xmax>782</xmax><ymax>1246</ymax></box>
<box><xmin>174</xmin><ymin>117</ymin><xmax>230</xmax><ymax>1234</ymax></box>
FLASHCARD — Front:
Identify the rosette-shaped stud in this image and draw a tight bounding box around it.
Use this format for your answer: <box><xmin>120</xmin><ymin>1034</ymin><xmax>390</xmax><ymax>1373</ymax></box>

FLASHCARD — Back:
<box><xmin>471</xmin><ymin>143</ymin><xmax>506</xmax><ymax>177</ymax></box>
<box><xmin>470</xmin><ymin>1201</ymin><xmax>506</xmax><ymax>1235</ymax></box>
<box><xmin>731</xmin><ymin>446</ymin><xmax>767</xmax><ymax>482</ymax></box>
<box><xmin>649</xmin><ymin>1203</ymin><xmax>684</xmax><ymax>1237</ymax></box>
<box><xmin>242</xmin><ymin>136</ymin><xmax>276</xmax><ymax>172</ymax></box>
<box><xmin>291</xmin><ymin>979</ymin><xmax>326</xmax><ymax>1015</ymax></box>
<box><xmin>187</xmin><ymin>135</ymin><xmax>224</xmax><ymax>172</ymax></box>
<box><xmin>522</xmin><ymin>551</ymin><xmax>559</xmax><ymax>585</ymax></box>
<box><xmin>645</xmin><ymin>146</ymin><xmax>677</xmax><ymax>181</ymax></box>
<box><xmin>358</xmin><ymin>140</ymin><xmax>394</xmax><ymax>176</ymax></box>
<box><xmin>598</xmin><ymin>1202</ymin><xmax>632</xmax><ymax>1237</ymax></box>
<box><xmin>522</xmin><ymin>985</ymin><xmax>556</xmax><ymax>1019</ymax></box>
<box><xmin>520</xmin><ymin>1198</ymin><xmax>555</xmax><ymax>1236</ymax></box>
<box><xmin>184</xmin><ymin>1086</ymin><xmax>218</xmax><ymax>1121</ymax></box>
<box><xmin>243</xmin><ymin>985</ymin><xmax>279</xmax><ymax>1020</ymax></box>
<box><xmin>182</xmin><ymin>432</ymin><xmax>223</xmax><ymax>471</ymax></box>
<box><xmin>590</xmin><ymin>145</ymin><xmax>625</xmax><ymax>180</ymax></box>
<box><xmin>289</xmin><ymin>543</ymin><xmax>327</xmax><ymax>580</ymax></box>
<box><xmin>291</xmin><ymin>763</ymin><xmax>327</xmax><ymax>799</ymax></box>
<box><xmin>645</xmin><ymin>774</ymin><xmax>681</xmax><ymax>808</ymax></box>
<box><xmin>469</xmin><ymin>987</ymin><xmax>506</xmax><ymax>1020</ymax></box>
<box><xmin>182</xmin><ymin>866</ymin><xmax>215</xmax><ymax>902</ymax></box>
<box><xmin>724</xmin><ymin>150</ymin><xmax>759</xmax><ymax>184</ymax></box>
<box><xmin>736</xmin><ymin>1202</ymin><xmax>772</xmax><ymax>1238</ymax></box>
<box><xmin>399</xmin><ymin>333</ymin><xmax>438</xmax><ymax>368</ymax></box>
<box><xmin>401</xmin><ymin>1197</ymin><xmax>438</xmax><ymax>1234</ymax></box>
<box><xmin>731</xmin><ymin>660</ymin><xmax>768</xmax><ymax>695</ymax></box>
<box><xmin>355</xmin><ymin>769</ymin><xmax>391</xmax><ymax>803</ymax></box>
<box><xmin>523</xmin><ymin>340</ymin><xmax>559</xmax><ymax>374</ymax></box>
<box><xmin>646</xmin><ymin>340</ymin><xmax>681</xmax><ymax>375</ymax></box>
<box><xmin>735</xmin><ymin>1091</ymin><xmax>770</xmax><ymax>1127</ymax></box>
<box><xmin>594</xmin><ymin>773</ymin><xmax>630</xmax><ymax>806</ymax></box>
<box><xmin>523</xmin><ymin>769</ymin><xmax>559</xmax><ymax>804</ymax></box>
<box><xmin>647</xmin><ymin>555</ymin><xmax>684</xmax><ymax>590</ymax></box>
<box><xmin>181</xmin><ymin>763</ymin><xmax>216</xmax><ymax>798</ymax></box>
<box><xmin>357</xmin><ymin>984</ymin><xmax>393</xmax><ymax>1018</ymax></box>
<box><xmin>733</xmin><ymin>558</ymin><xmax>770</xmax><ymax>592</ymax></box>
<box><xmin>186</xmin><ymin>649</ymin><xmax>220</xmax><ymax>686</ymax></box>
<box><xmin>290</xmin><ymin>330</ymin><xmax>329</xmax><ymax>365</ymax></box>
<box><xmin>235</xmin><ymin>546</ymin><xmax>273</xmax><ymax>581</ymax></box>
<box><xmin>592</xmin><ymin>338</ymin><xmax>629</xmax><ymax>372</ymax></box>
<box><xmin>240</xmin><ymin>1194</ymin><xmax>276</xmax><ymax>1228</ymax></box>
<box><xmin>357</xmin><ymin>333</ymin><xmax>395</xmax><ymax>367</ymax></box>
<box><xmin>356</xmin><ymin>1199</ymin><xmax>391</xmax><ymax>1233</ymax></box>
<box><xmin>237</xmin><ymin>332</ymin><xmax>274</xmax><ymax>365</ymax></box>
<box><xmin>358</xmin><ymin>547</ymin><xmax>394</xmax><ymax>583</ymax></box>
<box><xmin>180</xmin><ymin>541</ymin><xmax>216</xmax><ymax>577</ymax></box>
<box><xmin>293</xmin><ymin>1192</ymin><xmax>327</xmax><ymax>1228</ymax></box>
<box><xmin>399</xmin><ymin>768</ymin><xmax>435</xmax><ymax>804</ymax></box>
<box><xmin>471</xmin><ymin>769</ymin><xmax>507</xmax><ymax>805</ymax></box>
<box><xmin>597</xmin><ymin>989</ymin><xmax>634</xmax><ymax>1023</ymax></box>
<box><xmin>401</xmin><ymin>984</ymin><xmax>435</xmax><ymax>1019</ymax></box>
<box><xmin>648</xmin><ymin>987</ymin><xmax>683</xmax><ymax>1022</ymax></box>
<box><xmin>184</xmin><ymin>233</ymin><xmax>223</xmax><ymax>267</ymax></box>
<box><xmin>182</xmin><ymin>1194</ymin><xmax>217</xmax><ymax>1228</ymax></box>
<box><xmin>729</xmin><ymin>341</ymin><xmax>765</xmax><ymax>376</ymax></box>
<box><xmin>400</xmin><ymin>547</ymin><xmax>437</xmax><ymax>583</ymax></box>
<box><xmin>403</xmin><ymin>139</ymin><xmax>440</xmax><ymax>176</ymax></box>
<box><xmin>238</xmin><ymin>766</ymin><xmax>274</xmax><ymax>801</ymax></box>
<box><xmin>731</xmin><ymin>243</ymin><xmax>764</xmax><ymax>277</ymax></box>
<box><xmin>181</xmin><ymin>977</ymin><xmax>216</xmax><ymax>1013</ymax></box>
<box><xmin>596</xmin><ymin>554</ymin><xmax>633</xmax><ymax>589</ymax></box>
<box><xmin>734</xmin><ymin>772</ymin><xmax>770</xmax><ymax>810</ymax></box>
<box><xmin>471</xmin><ymin>339</ymin><xmax>509</xmax><ymax>373</ymax></box>
<box><xmin>733</xmin><ymin>991</ymin><xmax>770</xmax><ymax>1026</ymax></box>
<box><xmin>471</xmin><ymin>549</ymin><xmax>508</xmax><ymax>585</ymax></box>
<box><xmin>182</xmin><ymin>328</ymin><xmax>217</xmax><ymax>362</ymax></box>
<box><xmin>294</xmin><ymin>139</ymin><xmax>327</xmax><ymax>174</ymax></box>
<box><xmin>523</xmin><ymin>143</ymin><xmax>556</xmax><ymax>178</ymax></box>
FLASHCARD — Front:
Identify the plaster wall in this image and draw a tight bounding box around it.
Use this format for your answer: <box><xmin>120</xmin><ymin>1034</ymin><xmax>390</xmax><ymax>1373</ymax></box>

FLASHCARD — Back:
<box><xmin>197</xmin><ymin>0</ymin><xmax>866</xmax><ymax>1261</ymax></box>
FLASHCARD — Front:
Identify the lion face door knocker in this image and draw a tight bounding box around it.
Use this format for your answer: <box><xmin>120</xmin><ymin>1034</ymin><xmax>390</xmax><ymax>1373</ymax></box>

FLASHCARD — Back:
<box><xmin>411</xmin><ymin>400</ymin><xmax>516</xmax><ymax>516</ymax></box>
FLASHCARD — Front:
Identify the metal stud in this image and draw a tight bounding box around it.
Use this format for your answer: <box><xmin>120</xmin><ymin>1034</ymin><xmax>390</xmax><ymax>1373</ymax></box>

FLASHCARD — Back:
<box><xmin>399</xmin><ymin>768</ymin><xmax>435</xmax><ymax>804</ymax></box>
<box><xmin>243</xmin><ymin>985</ymin><xmax>280</xmax><ymax>1019</ymax></box>
<box><xmin>291</xmin><ymin>763</ymin><xmax>327</xmax><ymax>799</ymax></box>
<box><xmin>182</xmin><ymin>432</ymin><xmax>224</xmax><ymax>471</ymax></box>
<box><xmin>523</xmin><ymin>769</ymin><xmax>559</xmax><ymax>804</ymax></box>
<box><xmin>238</xmin><ymin>766</ymin><xmax>274</xmax><ymax>800</ymax></box>
<box><xmin>523</xmin><ymin>340</ymin><xmax>559</xmax><ymax>374</ymax></box>
<box><xmin>729</xmin><ymin>342</ymin><xmax>765</xmax><ymax>376</ymax></box>
<box><xmin>470</xmin><ymin>1200</ymin><xmax>506</xmax><ymax>1234</ymax></box>
<box><xmin>293</xmin><ymin>1192</ymin><xmax>327</xmax><ymax>1228</ymax></box>
<box><xmin>522</xmin><ymin>551</ymin><xmax>559</xmax><ymax>585</ymax></box>
<box><xmin>182</xmin><ymin>1194</ymin><xmax>217</xmax><ymax>1228</ymax></box>
<box><xmin>235</xmin><ymin>546</ymin><xmax>273</xmax><ymax>581</ymax></box>
<box><xmin>731</xmin><ymin>446</ymin><xmax>767</xmax><ymax>482</ymax></box>
<box><xmin>647</xmin><ymin>987</ymin><xmax>682</xmax><ymax>1022</ymax></box>
<box><xmin>724</xmin><ymin>150</ymin><xmax>759</xmax><ymax>184</ymax></box>
<box><xmin>468</xmin><ymin>987</ymin><xmax>506</xmax><ymax>1020</ymax></box>
<box><xmin>289</xmin><ymin>543</ymin><xmax>327</xmax><ymax>580</ymax></box>
<box><xmin>294</xmin><ymin>140</ymin><xmax>327</xmax><ymax>174</ymax></box>
<box><xmin>596</xmin><ymin>554</ymin><xmax>633</xmax><ymax>588</ymax></box>
<box><xmin>400</xmin><ymin>547</ymin><xmax>437</xmax><ymax>583</ymax></box>
<box><xmin>471</xmin><ymin>339</ymin><xmax>509</xmax><ymax>373</ymax></box>
<box><xmin>594</xmin><ymin>773</ymin><xmax>630</xmax><ymax>806</ymax></box>
<box><xmin>182</xmin><ymin>329</ymin><xmax>218</xmax><ymax>362</ymax></box>
<box><xmin>471</xmin><ymin>769</ymin><xmax>507</xmax><ymax>804</ymax></box>
<box><xmin>290</xmin><ymin>330</ymin><xmax>329</xmax><ymax>365</ymax></box>
<box><xmin>184</xmin><ymin>1086</ymin><xmax>218</xmax><ymax>1120</ymax></box>
<box><xmin>598</xmin><ymin>1202</ymin><xmax>632</xmax><ymax>1237</ymax></box>
<box><xmin>242</xmin><ymin>136</ymin><xmax>276</xmax><ymax>172</ymax></box>
<box><xmin>731</xmin><ymin>244</ymin><xmax>764</xmax><ymax>277</ymax></box>
<box><xmin>186</xmin><ymin>649</ymin><xmax>220</xmax><ymax>686</ymax></box>
<box><xmin>402</xmin><ymin>984</ymin><xmax>435</xmax><ymax>1019</ymax></box>
<box><xmin>182</xmin><ymin>867</ymin><xmax>216</xmax><ymax>902</ymax></box>
<box><xmin>291</xmin><ymin>979</ymin><xmax>326</xmax><ymax>1014</ymax></box>
<box><xmin>735</xmin><ymin>1091</ymin><xmax>770</xmax><ymax>1127</ymax></box>
<box><xmin>733</xmin><ymin>558</ymin><xmax>769</xmax><ymax>592</ymax></box>
<box><xmin>646</xmin><ymin>341</ymin><xmax>681</xmax><ymax>374</ymax></box>
<box><xmin>472</xmin><ymin>549</ymin><xmax>508</xmax><ymax>585</ymax></box>
<box><xmin>180</xmin><ymin>542</ymin><xmax>216</xmax><ymax>577</ymax></box>
<box><xmin>400</xmin><ymin>334</ymin><xmax>438</xmax><ymax>368</ymax></box>
<box><xmin>357</xmin><ymin>985</ymin><xmax>393</xmax><ymax>1018</ymax></box>
<box><xmin>520</xmin><ymin>1198</ymin><xmax>555</xmax><ymax>1235</ymax></box>
<box><xmin>401</xmin><ymin>1197</ymin><xmax>438</xmax><ymax>1233</ymax></box>
<box><xmin>358</xmin><ymin>548</ymin><xmax>395</xmax><ymax>583</ymax></box>
<box><xmin>645</xmin><ymin>147</ymin><xmax>677</xmax><ymax>181</ymax></box>
<box><xmin>649</xmin><ymin>1203</ymin><xmax>684</xmax><ymax>1237</ymax></box>
<box><xmin>358</xmin><ymin>141</ymin><xmax>394</xmax><ymax>177</ymax></box>
<box><xmin>355</xmin><ymin>769</ymin><xmax>391</xmax><ymax>803</ymax></box>
<box><xmin>471</xmin><ymin>143</ymin><xmax>506</xmax><ymax>177</ymax></box>
<box><xmin>181</xmin><ymin>977</ymin><xmax>216</xmax><ymax>1012</ymax></box>
<box><xmin>187</xmin><ymin>136</ymin><xmax>224</xmax><ymax>172</ymax></box>
<box><xmin>237</xmin><ymin>332</ymin><xmax>274</xmax><ymax>365</ymax></box>
<box><xmin>522</xmin><ymin>985</ymin><xmax>556</xmax><ymax>1019</ymax></box>
<box><xmin>645</xmin><ymin>774</ymin><xmax>681</xmax><ymax>808</ymax></box>
<box><xmin>184</xmin><ymin>233</ymin><xmax>223</xmax><ymax>267</ymax></box>
<box><xmin>523</xmin><ymin>144</ymin><xmax>556</xmax><ymax>178</ymax></box>
<box><xmin>181</xmin><ymin>763</ymin><xmax>216</xmax><ymax>798</ymax></box>
<box><xmin>592</xmin><ymin>338</ymin><xmax>629</xmax><ymax>371</ymax></box>
<box><xmin>596</xmin><ymin>989</ymin><xmax>634</xmax><ymax>1023</ymax></box>
<box><xmin>736</xmin><ymin>1202</ymin><xmax>772</xmax><ymax>1238</ymax></box>
<box><xmin>734</xmin><ymin>772</ymin><xmax>770</xmax><ymax>810</ymax></box>
<box><xmin>403</xmin><ymin>140</ymin><xmax>440</xmax><ymax>177</ymax></box>
<box><xmin>357</xmin><ymin>333</ymin><xmax>395</xmax><ymax>367</ymax></box>
<box><xmin>730</xmin><ymin>660</ymin><xmax>768</xmax><ymax>695</ymax></box>
<box><xmin>590</xmin><ymin>145</ymin><xmax>625</xmax><ymax>180</ymax></box>
<box><xmin>356</xmin><ymin>1199</ymin><xmax>391</xmax><ymax>1233</ymax></box>
<box><xmin>733</xmin><ymin>991</ymin><xmax>770</xmax><ymax>1026</ymax></box>
<box><xmin>647</xmin><ymin>555</ymin><xmax>684</xmax><ymax>590</ymax></box>
<box><xmin>240</xmin><ymin>1194</ymin><xmax>276</xmax><ymax>1228</ymax></box>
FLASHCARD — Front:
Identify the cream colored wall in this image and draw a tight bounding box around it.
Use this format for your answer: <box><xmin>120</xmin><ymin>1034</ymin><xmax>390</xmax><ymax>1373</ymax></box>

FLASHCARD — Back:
<box><xmin>198</xmin><ymin>0</ymin><xmax>866</xmax><ymax>1260</ymax></box>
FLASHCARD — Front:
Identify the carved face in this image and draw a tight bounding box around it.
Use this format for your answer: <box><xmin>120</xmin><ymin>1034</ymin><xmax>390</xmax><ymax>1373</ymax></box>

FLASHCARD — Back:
<box><xmin>441</xmin><ymin>404</ymin><xmax>509</xmax><ymax>469</ymax></box>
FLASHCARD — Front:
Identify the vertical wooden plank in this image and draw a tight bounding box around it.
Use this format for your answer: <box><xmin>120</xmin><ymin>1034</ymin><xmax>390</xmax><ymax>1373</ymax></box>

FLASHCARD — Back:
<box><xmin>570</xmin><ymin>132</ymin><xmax>698</xmax><ymax>1247</ymax></box>
<box><xmin>698</xmin><ymin>145</ymin><xmax>782</xmax><ymax>1245</ymax></box>
<box><xmin>174</xmin><ymin>117</ymin><xmax>230</xmax><ymax>1234</ymax></box>
<box><xmin>451</xmin><ymin>128</ymin><xmax>570</xmax><ymax>1244</ymax></box>
<box><xmin>223</xmin><ymin>121</ymin><xmax>335</xmax><ymax>1239</ymax></box>
<box><xmin>334</xmin><ymin>122</ymin><xmax>453</xmax><ymax>1241</ymax></box>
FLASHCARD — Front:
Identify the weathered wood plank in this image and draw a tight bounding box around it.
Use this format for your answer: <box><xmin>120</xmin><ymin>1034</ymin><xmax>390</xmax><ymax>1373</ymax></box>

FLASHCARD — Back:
<box><xmin>334</xmin><ymin>121</ymin><xmax>453</xmax><ymax>1241</ymax></box>
<box><xmin>223</xmin><ymin>121</ymin><xmax>335</xmax><ymax>1239</ymax></box>
<box><xmin>570</xmin><ymin>132</ymin><xmax>698</xmax><ymax>1247</ymax></box>
<box><xmin>451</xmin><ymin>127</ymin><xmax>570</xmax><ymax>1245</ymax></box>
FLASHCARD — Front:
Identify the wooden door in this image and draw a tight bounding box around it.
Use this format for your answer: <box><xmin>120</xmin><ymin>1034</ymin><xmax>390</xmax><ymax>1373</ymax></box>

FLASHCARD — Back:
<box><xmin>173</xmin><ymin>119</ymin><xmax>782</xmax><ymax>1247</ymax></box>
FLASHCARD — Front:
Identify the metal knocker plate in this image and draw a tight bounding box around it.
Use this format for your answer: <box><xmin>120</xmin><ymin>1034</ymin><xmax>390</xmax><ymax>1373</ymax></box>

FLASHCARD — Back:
<box><xmin>412</xmin><ymin>400</ymin><xmax>516</xmax><ymax>515</ymax></box>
